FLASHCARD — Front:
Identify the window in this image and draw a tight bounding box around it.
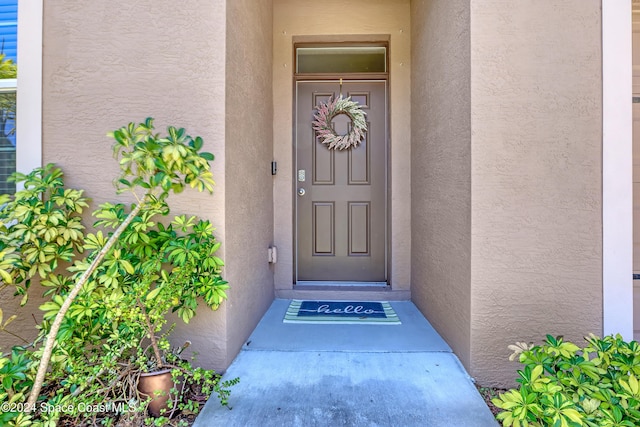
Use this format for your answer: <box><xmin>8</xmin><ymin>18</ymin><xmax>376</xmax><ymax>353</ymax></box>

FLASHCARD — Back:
<box><xmin>0</xmin><ymin>80</ymin><xmax>16</xmax><ymax>193</ymax></box>
<box><xmin>0</xmin><ymin>1</ymin><xmax>43</xmax><ymax>194</ymax></box>
<box><xmin>295</xmin><ymin>44</ymin><xmax>388</xmax><ymax>75</ymax></box>
<box><xmin>0</xmin><ymin>0</ymin><xmax>16</xmax><ymax>194</ymax></box>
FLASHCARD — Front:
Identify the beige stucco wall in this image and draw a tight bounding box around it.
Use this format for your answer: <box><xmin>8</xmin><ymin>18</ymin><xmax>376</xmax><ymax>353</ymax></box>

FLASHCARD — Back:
<box><xmin>221</xmin><ymin>0</ymin><xmax>275</xmax><ymax>366</ymax></box>
<box><xmin>272</xmin><ymin>0</ymin><xmax>411</xmax><ymax>290</ymax></box>
<box><xmin>470</xmin><ymin>1</ymin><xmax>603</xmax><ymax>386</ymax></box>
<box><xmin>39</xmin><ymin>0</ymin><xmax>230</xmax><ymax>370</ymax></box>
<box><xmin>411</xmin><ymin>0</ymin><xmax>603</xmax><ymax>387</ymax></box>
<box><xmin>410</xmin><ymin>0</ymin><xmax>472</xmax><ymax>369</ymax></box>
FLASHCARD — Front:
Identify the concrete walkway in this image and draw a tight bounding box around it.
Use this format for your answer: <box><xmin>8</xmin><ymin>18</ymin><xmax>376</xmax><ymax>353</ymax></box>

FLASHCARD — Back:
<box><xmin>194</xmin><ymin>299</ymin><xmax>498</xmax><ymax>427</ymax></box>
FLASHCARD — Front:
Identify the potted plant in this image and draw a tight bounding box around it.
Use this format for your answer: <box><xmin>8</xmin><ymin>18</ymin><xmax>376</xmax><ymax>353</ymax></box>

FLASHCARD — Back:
<box><xmin>98</xmin><ymin>211</ymin><xmax>229</xmax><ymax>417</ymax></box>
<box><xmin>0</xmin><ymin>119</ymin><xmax>237</xmax><ymax>424</ymax></box>
<box><xmin>66</xmin><ymin>120</ymin><xmax>230</xmax><ymax>418</ymax></box>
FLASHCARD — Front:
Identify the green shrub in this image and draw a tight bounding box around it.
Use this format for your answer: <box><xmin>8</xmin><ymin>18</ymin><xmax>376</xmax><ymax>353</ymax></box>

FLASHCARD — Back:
<box><xmin>493</xmin><ymin>334</ymin><xmax>640</xmax><ymax>427</ymax></box>
<box><xmin>0</xmin><ymin>120</ymin><xmax>236</xmax><ymax>425</ymax></box>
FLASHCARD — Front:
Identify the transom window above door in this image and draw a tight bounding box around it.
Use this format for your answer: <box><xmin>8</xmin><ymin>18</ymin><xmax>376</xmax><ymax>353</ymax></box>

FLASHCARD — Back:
<box><xmin>295</xmin><ymin>45</ymin><xmax>387</xmax><ymax>74</ymax></box>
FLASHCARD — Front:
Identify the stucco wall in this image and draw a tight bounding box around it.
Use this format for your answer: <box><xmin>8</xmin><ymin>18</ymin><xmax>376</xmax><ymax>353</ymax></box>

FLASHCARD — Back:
<box><xmin>272</xmin><ymin>0</ymin><xmax>411</xmax><ymax>290</ymax></box>
<box><xmin>40</xmin><ymin>0</ymin><xmax>229</xmax><ymax>370</ymax></box>
<box><xmin>411</xmin><ymin>0</ymin><xmax>603</xmax><ymax>387</ymax></box>
<box><xmin>410</xmin><ymin>0</ymin><xmax>472</xmax><ymax>368</ymax></box>
<box><xmin>470</xmin><ymin>0</ymin><xmax>603</xmax><ymax>386</ymax></box>
<box><xmin>222</xmin><ymin>0</ymin><xmax>275</xmax><ymax>366</ymax></box>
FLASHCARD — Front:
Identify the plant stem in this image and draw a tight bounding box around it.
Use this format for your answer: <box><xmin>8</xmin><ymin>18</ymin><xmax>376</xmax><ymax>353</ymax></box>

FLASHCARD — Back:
<box><xmin>0</xmin><ymin>328</ymin><xmax>30</xmax><ymax>344</ymax></box>
<box><xmin>26</xmin><ymin>201</ymin><xmax>145</xmax><ymax>409</ymax></box>
<box><xmin>138</xmin><ymin>298</ymin><xmax>163</xmax><ymax>369</ymax></box>
<box><xmin>71</xmin><ymin>347</ymin><xmax>126</xmax><ymax>397</ymax></box>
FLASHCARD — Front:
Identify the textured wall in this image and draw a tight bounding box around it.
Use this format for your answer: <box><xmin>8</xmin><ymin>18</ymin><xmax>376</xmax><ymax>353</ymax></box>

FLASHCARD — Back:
<box><xmin>223</xmin><ymin>0</ymin><xmax>275</xmax><ymax>365</ymax></box>
<box><xmin>410</xmin><ymin>0</ymin><xmax>472</xmax><ymax>368</ymax></box>
<box><xmin>41</xmin><ymin>0</ymin><xmax>229</xmax><ymax>370</ymax></box>
<box><xmin>0</xmin><ymin>287</ymin><xmax>43</xmax><ymax>350</ymax></box>
<box><xmin>272</xmin><ymin>0</ymin><xmax>411</xmax><ymax>290</ymax></box>
<box><xmin>470</xmin><ymin>0</ymin><xmax>603</xmax><ymax>386</ymax></box>
<box><xmin>411</xmin><ymin>0</ymin><xmax>603</xmax><ymax>387</ymax></box>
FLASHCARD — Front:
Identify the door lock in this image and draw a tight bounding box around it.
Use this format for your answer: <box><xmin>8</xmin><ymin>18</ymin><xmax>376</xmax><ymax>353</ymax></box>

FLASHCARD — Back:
<box><xmin>298</xmin><ymin>188</ymin><xmax>306</xmax><ymax>196</ymax></box>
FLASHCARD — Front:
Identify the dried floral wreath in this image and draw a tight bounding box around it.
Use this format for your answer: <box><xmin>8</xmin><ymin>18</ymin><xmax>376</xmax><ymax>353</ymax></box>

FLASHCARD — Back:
<box><xmin>312</xmin><ymin>95</ymin><xmax>367</xmax><ymax>150</ymax></box>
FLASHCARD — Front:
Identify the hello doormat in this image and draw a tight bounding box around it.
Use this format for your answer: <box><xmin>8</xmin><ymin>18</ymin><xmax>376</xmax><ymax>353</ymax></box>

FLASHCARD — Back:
<box><xmin>283</xmin><ymin>300</ymin><xmax>401</xmax><ymax>325</ymax></box>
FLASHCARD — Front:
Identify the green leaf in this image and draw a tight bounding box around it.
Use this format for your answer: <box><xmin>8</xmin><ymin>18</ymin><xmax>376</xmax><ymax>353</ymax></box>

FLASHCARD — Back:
<box><xmin>120</xmin><ymin>259</ymin><xmax>135</xmax><ymax>275</ymax></box>
<box><xmin>629</xmin><ymin>375</ymin><xmax>639</xmax><ymax>395</ymax></box>
<box><xmin>0</xmin><ymin>268</ymin><xmax>12</xmax><ymax>284</ymax></box>
<box><xmin>181</xmin><ymin>308</ymin><xmax>194</xmax><ymax>324</ymax></box>
<box><xmin>146</xmin><ymin>287</ymin><xmax>161</xmax><ymax>301</ymax></box>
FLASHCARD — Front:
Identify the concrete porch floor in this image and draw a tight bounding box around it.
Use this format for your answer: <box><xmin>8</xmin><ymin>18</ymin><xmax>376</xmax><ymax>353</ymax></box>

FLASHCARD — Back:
<box><xmin>194</xmin><ymin>299</ymin><xmax>498</xmax><ymax>426</ymax></box>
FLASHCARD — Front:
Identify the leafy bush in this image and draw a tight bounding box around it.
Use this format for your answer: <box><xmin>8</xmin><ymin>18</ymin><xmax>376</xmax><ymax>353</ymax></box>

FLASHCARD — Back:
<box><xmin>0</xmin><ymin>120</ymin><xmax>236</xmax><ymax>425</ymax></box>
<box><xmin>493</xmin><ymin>334</ymin><xmax>640</xmax><ymax>427</ymax></box>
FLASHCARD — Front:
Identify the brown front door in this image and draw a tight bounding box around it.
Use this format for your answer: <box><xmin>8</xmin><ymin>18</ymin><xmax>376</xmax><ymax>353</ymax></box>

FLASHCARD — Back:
<box><xmin>295</xmin><ymin>80</ymin><xmax>387</xmax><ymax>282</ymax></box>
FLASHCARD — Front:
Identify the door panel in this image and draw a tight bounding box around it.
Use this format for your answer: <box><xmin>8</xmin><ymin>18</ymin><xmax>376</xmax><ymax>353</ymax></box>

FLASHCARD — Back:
<box><xmin>296</xmin><ymin>81</ymin><xmax>386</xmax><ymax>282</ymax></box>
<box><xmin>348</xmin><ymin>202</ymin><xmax>370</xmax><ymax>255</ymax></box>
<box><xmin>313</xmin><ymin>202</ymin><xmax>334</xmax><ymax>255</ymax></box>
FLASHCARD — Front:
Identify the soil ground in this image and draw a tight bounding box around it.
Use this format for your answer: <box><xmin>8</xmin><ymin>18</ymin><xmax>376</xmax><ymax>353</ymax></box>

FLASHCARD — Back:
<box><xmin>476</xmin><ymin>384</ymin><xmax>507</xmax><ymax>418</ymax></box>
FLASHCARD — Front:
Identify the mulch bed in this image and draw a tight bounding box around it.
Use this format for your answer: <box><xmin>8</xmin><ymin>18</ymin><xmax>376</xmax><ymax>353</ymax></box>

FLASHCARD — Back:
<box><xmin>476</xmin><ymin>384</ymin><xmax>507</xmax><ymax>417</ymax></box>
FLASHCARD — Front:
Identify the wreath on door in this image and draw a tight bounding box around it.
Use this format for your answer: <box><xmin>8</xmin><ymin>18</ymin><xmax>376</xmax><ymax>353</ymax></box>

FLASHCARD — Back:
<box><xmin>312</xmin><ymin>95</ymin><xmax>367</xmax><ymax>150</ymax></box>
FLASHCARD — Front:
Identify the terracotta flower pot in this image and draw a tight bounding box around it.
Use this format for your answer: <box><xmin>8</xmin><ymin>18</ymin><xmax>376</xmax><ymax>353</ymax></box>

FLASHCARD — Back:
<box><xmin>138</xmin><ymin>368</ymin><xmax>175</xmax><ymax>417</ymax></box>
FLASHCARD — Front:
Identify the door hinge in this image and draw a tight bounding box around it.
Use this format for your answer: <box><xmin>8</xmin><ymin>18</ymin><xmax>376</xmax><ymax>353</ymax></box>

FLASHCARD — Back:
<box><xmin>271</xmin><ymin>161</ymin><xmax>277</xmax><ymax>175</ymax></box>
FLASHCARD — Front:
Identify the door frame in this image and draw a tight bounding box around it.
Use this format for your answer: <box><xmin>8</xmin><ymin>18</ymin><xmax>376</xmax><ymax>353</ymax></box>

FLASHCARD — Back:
<box><xmin>293</xmin><ymin>76</ymin><xmax>390</xmax><ymax>285</ymax></box>
<box><xmin>602</xmin><ymin>2</ymin><xmax>633</xmax><ymax>339</ymax></box>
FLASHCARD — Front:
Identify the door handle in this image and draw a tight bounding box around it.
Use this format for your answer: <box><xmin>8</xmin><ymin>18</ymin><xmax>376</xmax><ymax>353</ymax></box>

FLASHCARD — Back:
<box><xmin>298</xmin><ymin>188</ymin><xmax>306</xmax><ymax>196</ymax></box>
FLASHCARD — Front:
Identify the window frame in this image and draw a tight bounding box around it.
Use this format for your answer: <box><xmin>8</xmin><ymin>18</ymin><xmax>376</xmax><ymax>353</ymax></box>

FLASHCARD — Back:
<box><xmin>16</xmin><ymin>0</ymin><xmax>42</xmax><ymax>181</ymax></box>
<box><xmin>293</xmin><ymin>37</ymin><xmax>389</xmax><ymax>81</ymax></box>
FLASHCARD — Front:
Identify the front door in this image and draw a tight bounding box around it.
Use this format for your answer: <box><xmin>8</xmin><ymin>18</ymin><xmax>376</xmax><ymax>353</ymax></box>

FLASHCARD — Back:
<box><xmin>295</xmin><ymin>80</ymin><xmax>387</xmax><ymax>282</ymax></box>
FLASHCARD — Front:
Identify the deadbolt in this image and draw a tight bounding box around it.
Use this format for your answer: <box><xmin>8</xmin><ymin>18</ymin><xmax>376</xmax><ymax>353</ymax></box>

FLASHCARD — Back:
<box><xmin>298</xmin><ymin>188</ymin><xmax>306</xmax><ymax>196</ymax></box>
